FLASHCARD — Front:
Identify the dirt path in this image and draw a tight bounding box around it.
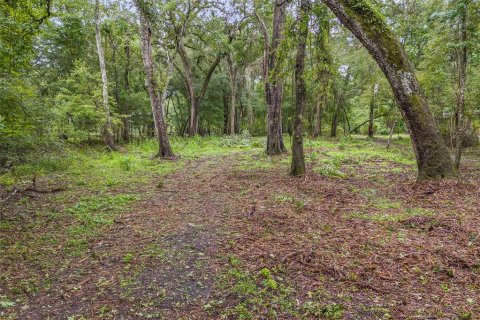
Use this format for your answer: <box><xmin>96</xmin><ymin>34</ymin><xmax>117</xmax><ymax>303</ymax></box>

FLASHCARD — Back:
<box><xmin>6</xmin><ymin>148</ymin><xmax>480</xmax><ymax>319</ymax></box>
<box><xmin>15</xmin><ymin>154</ymin><xmax>246</xmax><ymax>319</ymax></box>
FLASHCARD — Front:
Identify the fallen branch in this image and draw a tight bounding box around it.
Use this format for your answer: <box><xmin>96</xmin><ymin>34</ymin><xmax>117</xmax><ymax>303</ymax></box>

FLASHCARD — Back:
<box><xmin>348</xmin><ymin>107</ymin><xmax>394</xmax><ymax>134</ymax></box>
<box><xmin>24</xmin><ymin>187</ymin><xmax>65</xmax><ymax>193</ymax></box>
<box><xmin>0</xmin><ymin>187</ymin><xmax>18</xmax><ymax>203</ymax></box>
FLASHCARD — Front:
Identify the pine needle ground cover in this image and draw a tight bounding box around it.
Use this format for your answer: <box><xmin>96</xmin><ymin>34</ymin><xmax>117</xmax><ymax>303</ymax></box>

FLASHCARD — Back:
<box><xmin>1</xmin><ymin>136</ymin><xmax>479</xmax><ymax>319</ymax></box>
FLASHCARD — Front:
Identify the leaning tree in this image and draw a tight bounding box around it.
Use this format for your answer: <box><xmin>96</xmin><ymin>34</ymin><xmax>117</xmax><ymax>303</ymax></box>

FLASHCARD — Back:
<box><xmin>321</xmin><ymin>0</ymin><xmax>456</xmax><ymax>180</ymax></box>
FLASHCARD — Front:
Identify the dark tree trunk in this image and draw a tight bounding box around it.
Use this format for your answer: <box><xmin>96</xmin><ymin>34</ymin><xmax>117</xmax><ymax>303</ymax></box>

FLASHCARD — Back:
<box><xmin>189</xmin><ymin>97</ymin><xmax>200</xmax><ymax>136</ymax></box>
<box><xmin>136</xmin><ymin>2</ymin><xmax>174</xmax><ymax>158</ymax></box>
<box><xmin>312</xmin><ymin>5</ymin><xmax>331</xmax><ymax>138</ymax></box>
<box><xmin>368</xmin><ymin>84</ymin><xmax>376</xmax><ymax>138</ymax></box>
<box><xmin>313</xmin><ymin>97</ymin><xmax>323</xmax><ymax>137</ymax></box>
<box><xmin>290</xmin><ymin>0</ymin><xmax>310</xmax><ymax>176</ymax></box>
<box><xmin>245</xmin><ymin>66</ymin><xmax>254</xmax><ymax>130</ymax></box>
<box><xmin>227</xmin><ymin>55</ymin><xmax>238</xmax><ymax>135</ymax></box>
<box><xmin>112</xmin><ymin>45</ymin><xmax>122</xmax><ymax>144</ymax></box>
<box><xmin>223</xmin><ymin>89</ymin><xmax>229</xmax><ymax>134</ymax></box>
<box><xmin>331</xmin><ymin>84</ymin><xmax>339</xmax><ymax>137</ymax></box>
<box><xmin>454</xmin><ymin>4</ymin><xmax>468</xmax><ymax>170</ymax></box>
<box><xmin>322</xmin><ymin>0</ymin><xmax>456</xmax><ymax>179</ymax></box>
<box><xmin>255</xmin><ymin>0</ymin><xmax>287</xmax><ymax>155</ymax></box>
<box><xmin>343</xmin><ymin>104</ymin><xmax>350</xmax><ymax>135</ymax></box>
<box><xmin>123</xmin><ymin>45</ymin><xmax>130</xmax><ymax>143</ymax></box>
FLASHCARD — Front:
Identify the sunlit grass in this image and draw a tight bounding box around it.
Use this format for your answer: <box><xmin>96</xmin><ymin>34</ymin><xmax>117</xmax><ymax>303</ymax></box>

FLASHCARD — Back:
<box><xmin>0</xmin><ymin>135</ymin><xmax>415</xmax><ymax>188</ymax></box>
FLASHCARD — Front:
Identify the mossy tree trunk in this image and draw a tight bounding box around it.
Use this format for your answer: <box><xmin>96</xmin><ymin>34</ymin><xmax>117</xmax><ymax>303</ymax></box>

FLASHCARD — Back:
<box><xmin>136</xmin><ymin>1</ymin><xmax>174</xmax><ymax>158</ymax></box>
<box><xmin>290</xmin><ymin>0</ymin><xmax>310</xmax><ymax>176</ymax></box>
<box><xmin>322</xmin><ymin>0</ymin><xmax>456</xmax><ymax>180</ymax></box>
<box><xmin>255</xmin><ymin>0</ymin><xmax>287</xmax><ymax>155</ymax></box>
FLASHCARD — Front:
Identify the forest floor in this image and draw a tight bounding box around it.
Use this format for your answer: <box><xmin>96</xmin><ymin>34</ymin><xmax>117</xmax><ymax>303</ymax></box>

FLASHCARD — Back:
<box><xmin>1</xmin><ymin>135</ymin><xmax>479</xmax><ymax>320</ymax></box>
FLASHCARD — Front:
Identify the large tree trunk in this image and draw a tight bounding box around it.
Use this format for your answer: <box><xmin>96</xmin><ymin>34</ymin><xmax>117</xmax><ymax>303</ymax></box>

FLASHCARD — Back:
<box><xmin>189</xmin><ymin>97</ymin><xmax>200</xmax><ymax>136</ymax></box>
<box><xmin>290</xmin><ymin>0</ymin><xmax>310</xmax><ymax>176</ymax></box>
<box><xmin>255</xmin><ymin>0</ymin><xmax>287</xmax><ymax>155</ymax></box>
<box><xmin>454</xmin><ymin>4</ymin><xmax>468</xmax><ymax>170</ymax></box>
<box><xmin>136</xmin><ymin>2</ymin><xmax>174</xmax><ymax>158</ymax></box>
<box><xmin>323</xmin><ymin>0</ymin><xmax>456</xmax><ymax>179</ymax></box>
<box><xmin>94</xmin><ymin>0</ymin><xmax>116</xmax><ymax>150</ymax></box>
<box><xmin>266</xmin><ymin>0</ymin><xmax>287</xmax><ymax>155</ymax></box>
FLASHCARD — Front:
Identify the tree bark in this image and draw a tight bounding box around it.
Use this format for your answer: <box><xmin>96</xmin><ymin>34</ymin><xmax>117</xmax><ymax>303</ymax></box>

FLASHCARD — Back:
<box><xmin>94</xmin><ymin>0</ymin><xmax>116</xmax><ymax>150</ymax></box>
<box><xmin>290</xmin><ymin>0</ymin><xmax>310</xmax><ymax>176</ymax></box>
<box><xmin>123</xmin><ymin>44</ymin><xmax>130</xmax><ymax>143</ymax></box>
<box><xmin>454</xmin><ymin>3</ymin><xmax>468</xmax><ymax>170</ymax></box>
<box><xmin>386</xmin><ymin>116</ymin><xmax>398</xmax><ymax>149</ymax></box>
<box><xmin>368</xmin><ymin>84</ymin><xmax>376</xmax><ymax>138</ymax></box>
<box><xmin>313</xmin><ymin>96</ymin><xmax>324</xmax><ymax>137</ymax></box>
<box><xmin>244</xmin><ymin>65</ymin><xmax>254</xmax><ymax>130</ymax></box>
<box><xmin>255</xmin><ymin>0</ymin><xmax>287</xmax><ymax>155</ymax></box>
<box><xmin>227</xmin><ymin>55</ymin><xmax>238</xmax><ymax>135</ymax></box>
<box><xmin>136</xmin><ymin>1</ymin><xmax>174</xmax><ymax>158</ymax></box>
<box><xmin>322</xmin><ymin>0</ymin><xmax>456</xmax><ymax>179</ymax></box>
<box><xmin>312</xmin><ymin>5</ymin><xmax>331</xmax><ymax>138</ymax></box>
<box><xmin>223</xmin><ymin>89</ymin><xmax>229</xmax><ymax>135</ymax></box>
<box><xmin>176</xmin><ymin>40</ymin><xmax>221</xmax><ymax>136</ymax></box>
<box><xmin>331</xmin><ymin>83</ymin><xmax>339</xmax><ymax>137</ymax></box>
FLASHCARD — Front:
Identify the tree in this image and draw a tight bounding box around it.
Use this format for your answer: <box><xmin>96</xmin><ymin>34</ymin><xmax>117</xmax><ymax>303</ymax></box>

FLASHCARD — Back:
<box><xmin>311</xmin><ymin>4</ymin><xmax>332</xmax><ymax>138</ymax></box>
<box><xmin>255</xmin><ymin>0</ymin><xmax>288</xmax><ymax>155</ymax></box>
<box><xmin>452</xmin><ymin>0</ymin><xmax>470</xmax><ymax>170</ymax></box>
<box><xmin>94</xmin><ymin>0</ymin><xmax>116</xmax><ymax>150</ymax></box>
<box><xmin>322</xmin><ymin>0</ymin><xmax>456</xmax><ymax>180</ymax></box>
<box><xmin>368</xmin><ymin>83</ymin><xmax>378</xmax><ymax>138</ymax></box>
<box><xmin>290</xmin><ymin>0</ymin><xmax>310</xmax><ymax>176</ymax></box>
<box><xmin>135</xmin><ymin>0</ymin><xmax>174</xmax><ymax>158</ymax></box>
<box><xmin>169</xmin><ymin>1</ymin><xmax>222</xmax><ymax>136</ymax></box>
<box><xmin>244</xmin><ymin>65</ymin><xmax>255</xmax><ymax>130</ymax></box>
<box><xmin>227</xmin><ymin>54</ymin><xmax>239</xmax><ymax>135</ymax></box>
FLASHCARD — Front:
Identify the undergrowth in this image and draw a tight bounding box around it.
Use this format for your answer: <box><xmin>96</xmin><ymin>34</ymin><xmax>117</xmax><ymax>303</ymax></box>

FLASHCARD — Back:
<box><xmin>211</xmin><ymin>256</ymin><xmax>345</xmax><ymax>319</ymax></box>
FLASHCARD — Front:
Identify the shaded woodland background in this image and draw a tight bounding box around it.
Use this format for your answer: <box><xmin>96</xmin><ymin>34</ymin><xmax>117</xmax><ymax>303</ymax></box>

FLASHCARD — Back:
<box><xmin>1</xmin><ymin>0</ymin><xmax>479</xmax><ymax>171</ymax></box>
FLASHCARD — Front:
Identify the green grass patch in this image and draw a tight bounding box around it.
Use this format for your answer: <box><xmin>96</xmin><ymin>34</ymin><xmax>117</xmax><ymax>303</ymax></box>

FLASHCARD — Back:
<box><xmin>348</xmin><ymin>207</ymin><xmax>434</xmax><ymax>222</ymax></box>
<box><xmin>313</xmin><ymin>162</ymin><xmax>347</xmax><ymax>179</ymax></box>
<box><xmin>63</xmin><ymin>194</ymin><xmax>139</xmax><ymax>255</ymax></box>
<box><xmin>213</xmin><ymin>256</ymin><xmax>348</xmax><ymax>319</ymax></box>
<box><xmin>215</xmin><ymin>257</ymin><xmax>299</xmax><ymax>319</ymax></box>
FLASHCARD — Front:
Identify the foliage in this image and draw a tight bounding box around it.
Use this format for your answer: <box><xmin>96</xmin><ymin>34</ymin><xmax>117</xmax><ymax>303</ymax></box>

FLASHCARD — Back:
<box><xmin>2</xmin><ymin>0</ymin><xmax>479</xmax><ymax>173</ymax></box>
